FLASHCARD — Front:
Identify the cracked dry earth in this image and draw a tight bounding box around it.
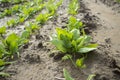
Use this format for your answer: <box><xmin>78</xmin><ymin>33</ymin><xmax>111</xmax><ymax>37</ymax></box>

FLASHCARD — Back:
<box><xmin>0</xmin><ymin>0</ymin><xmax>120</xmax><ymax>80</ymax></box>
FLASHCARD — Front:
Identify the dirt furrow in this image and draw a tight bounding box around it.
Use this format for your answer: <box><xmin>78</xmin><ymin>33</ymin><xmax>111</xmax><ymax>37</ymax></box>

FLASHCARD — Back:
<box><xmin>81</xmin><ymin>0</ymin><xmax>120</xmax><ymax>79</ymax></box>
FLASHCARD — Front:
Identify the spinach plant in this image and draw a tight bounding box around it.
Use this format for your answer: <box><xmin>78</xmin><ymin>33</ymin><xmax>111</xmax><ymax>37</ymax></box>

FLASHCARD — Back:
<box><xmin>51</xmin><ymin>28</ymin><xmax>97</xmax><ymax>54</ymax></box>
<box><xmin>63</xmin><ymin>68</ymin><xmax>95</xmax><ymax>80</ymax></box>
<box><xmin>7</xmin><ymin>19</ymin><xmax>18</xmax><ymax>27</ymax></box>
<box><xmin>0</xmin><ymin>26</ymin><xmax>6</xmax><ymax>36</ymax></box>
<box><xmin>51</xmin><ymin>28</ymin><xmax>98</xmax><ymax>67</ymax></box>
<box><xmin>67</xmin><ymin>16</ymin><xmax>83</xmax><ymax>31</ymax></box>
<box><xmin>2</xmin><ymin>33</ymin><xmax>28</xmax><ymax>57</ymax></box>
<box><xmin>46</xmin><ymin>0</ymin><xmax>63</xmax><ymax>14</ymax></box>
<box><xmin>68</xmin><ymin>0</ymin><xmax>79</xmax><ymax>15</ymax></box>
<box><xmin>63</xmin><ymin>68</ymin><xmax>74</xmax><ymax>80</ymax></box>
<box><xmin>36</xmin><ymin>13</ymin><xmax>50</xmax><ymax>24</ymax></box>
<box><xmin>25</xmin><ymin>22</ymin><xmax>39</xmax><ymax>33</ymax></box>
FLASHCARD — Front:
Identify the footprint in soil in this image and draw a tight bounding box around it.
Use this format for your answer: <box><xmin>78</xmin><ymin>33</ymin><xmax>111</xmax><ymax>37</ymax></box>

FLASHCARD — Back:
<box><xmin>24</xmin><ymin>54</ymin><xmax>41</xmax><ymax>64</ymax></box>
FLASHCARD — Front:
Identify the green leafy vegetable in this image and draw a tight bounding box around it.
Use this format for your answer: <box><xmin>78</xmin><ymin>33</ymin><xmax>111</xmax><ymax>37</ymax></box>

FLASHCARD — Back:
<box><xmin>51</xmin><ymin>28</ymin><xmax>97</xmax><ymax>54</ymax></box>
<box><xmin>36</xmin><ymin>13</ymin><xmax>49</xmax><ymax>24</ymax></box>
<box><xmin>68</xmin><ymin>0</ymin><xmax>79</xmax><ymax>15</ymax></box>
<box><xmin>76</xmin><ymin>57</ymin><xmax>86</xmax><ymax>68</ymax></box>
<box><xmin>25</xmin><ymin>22</ymin><xmax>39</xmax><ymax>33</ymax></box>
<box><xmin>63</xmin><ymin>69</ymin><xmax>95</xmax><ymax>80</ymax></box>
<box><xmin>0</xmin><ymin>72</ymin><xmax>10</xmax><ymax>77</ymax></box>
<box><xmin>2</xmin><ymin>33</ymin><xmax>28</xmax><ymax>57</ymax></box>
<box><xmin>0</xmin><ymin>26</ymin><xmax>6</xmax><ymax>35</ymax></box>
<box><xmin>67</xmin><ymin>16</ymin><xmax>83</xmax><ymax>31</ymax></box>
<box><xmin>7</xmin><ymin>19</ymin><xmax>17</xmax><ymax>27</ymax></box>
<box><xmin>51</xmin><ymin>27</ymin><xmax>98</xmax><ymax>67</ymax></box>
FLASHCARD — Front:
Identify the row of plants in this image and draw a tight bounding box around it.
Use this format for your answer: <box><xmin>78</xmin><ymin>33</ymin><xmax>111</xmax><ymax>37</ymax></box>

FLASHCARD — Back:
<box><xmin>0</xmin><ymin>0</ymin><xmax>30</xmax><ymax>19</ymax></box>
<box><xmin>6</xmin><ymin>0</ymin><xmax>45</xmax><ymax>28</ymax></box>
<box><xmin>50</xmin><ymin>0</ymin><xmax>98</xmax><ymax>80</ymax></box>
<box><xmin>0</xmin><ymin>0</ymin><xmax>63</xmax><ymax>77</ymax></box>
<box><xmin>0</xmin><ymin>0</ymin><xmax>98</xmax><ymax>79</ymax></box>
<box><xmin>51</xmin><ymin>16</ymin><xmax>98</xmax><ymax>69</ymax></box>
<box><xmin>0</xmin><ymin>0</ymin><xmax>44</xmax><ymax>30</ymax></box>
<box><xmin>0</xmin><ymin>0</ymin><xmax>26</xmax><ymax>4</ymax></box>
<box><xmin>1</xmin><ymin>0</ymin><xmax>63</xmax><ymax>29</ymax></box>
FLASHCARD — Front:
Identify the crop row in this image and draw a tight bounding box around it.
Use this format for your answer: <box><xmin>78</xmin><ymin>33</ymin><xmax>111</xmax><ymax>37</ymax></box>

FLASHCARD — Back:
<box><xmin>50</xmin><ymin>0</ymin><xmax>98</xmax><ymax>80</ymax></box>
<box><xmin>0</xmin><ymin>0</ymin><xmax>26</xmax><ymax>4</ymax></box>
<box><xmin>0</xmin><ymin>0</ymin><xmax>63</xmax><ymax>77</ymax></box>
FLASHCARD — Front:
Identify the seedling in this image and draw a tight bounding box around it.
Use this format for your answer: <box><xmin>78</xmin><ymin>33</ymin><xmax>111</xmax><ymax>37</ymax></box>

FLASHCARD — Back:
<box><xmin>67</xmin><ymin>16</ymin><xmax>83</xmax><ymax>31</ymax></box>
<box><xmin>25</xmin><ymin>22</ymin><xmax>39</xmax><ymax>33</ymax></box>
<box><xmin>0</xmin><ymin>26</ymin><xmax>6</xmax><ymax>36</ymax></box>
<box><xmin>68</xmin><ymin>0</ymin><xmax>79</xmax><ymax>15</ymax></box>
<box><xmin>2</xmin><ymin>33</ymin><xmax>28</xmax><ymax>57</ymax></box>
<box><xmin>63</xmin><ymin>68</ymin><xmax>95</xmax><ymax>80</ymax></box>
<box><xmin>46</xmin><ymin>0</ymin><xmax>63</xmax><ymax>15</ymax></box>
<box><xmin>7</xmin><ymin>19</ymin><xmax>17</xmax><ymax>27</ymax></box>
<box><xmin>63</xmin><ymin>68</ymin><xmax>74</xmax><ymax>80</ymax></box>
<box><xmin>36</xmin><ymin>13</ymin><xmax>49</xmax><ymax>24</ymax></box>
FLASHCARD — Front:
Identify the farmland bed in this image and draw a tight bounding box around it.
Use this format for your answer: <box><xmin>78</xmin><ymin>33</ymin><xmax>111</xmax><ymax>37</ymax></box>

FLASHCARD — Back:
<box><xmin>0</xmin><ymin>0</ymin><xmax>120</xmax><ymax>80</ymax></box>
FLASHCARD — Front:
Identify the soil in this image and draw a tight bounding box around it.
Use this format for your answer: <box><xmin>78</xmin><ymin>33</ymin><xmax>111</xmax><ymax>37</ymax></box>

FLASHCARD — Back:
<box><xmin>0</xmin><ymin>0</ymin><xmax>120</xmax><ymax>80</ymax></box>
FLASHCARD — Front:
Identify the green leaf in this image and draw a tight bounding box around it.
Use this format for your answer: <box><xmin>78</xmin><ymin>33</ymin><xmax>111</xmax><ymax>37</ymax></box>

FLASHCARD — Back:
<box><xmin>67</xmin><ymin>16</ymin><xmax>83</xmax><ymax>31</ymax></box>
<box><xmin>21</xmin><ymin>30</ymin><xmax>30</xmax><ymax>39</ymax></box>
<box><xmin>0</xmin><ymin>44</ymin><xmax>6</xmax><ymax>58</ymax></box>
<box><xmin>0</xmin><ymin>59</ymin><xmax>5</xmax><ymax>66</ymax></box>
<box><xmin>36</xmin><ymin>13</ymin><xmax>49</xmax><ymax>24</ymax></box>
<box><xmin>76</xmin><ymin>57</ymin><xmax>86</xmax><ymax>68</ymax></box>
<box><xmin>68</xmin><ymin>0</ymin><xmax>79</xmax><ymax>15</ymax></box>
<box><xmin>9</xmin><ymin>41</ymin><xmax>18</xmax><ymax>54</ymax></box>
<box><xmin>78</xmin><ymin>44</ymin><xmax>98</xmax><ymax>53</ymax></box>
<box><xmin>70</xmin><ymin>29</ymin><xmax>80</xmax><ymax>40</ymax></box>
<box><xmin>51</xmin><ymin>39</ymin><xmax>66</xmax><ymax>53</ymax></box>
<box><xmin>5</xmin><ymin>33</ymin><xmax>19</xmax><ymax>45</ymax></box>
<box><xmin>18</xmin><ymin>38</ymin><xmax>29</xmax><ymax>46</ymax></box>
<box><xmin>7</xmin><ymin>19</ymin><xmax>16</xmax><ymax>27</ymax></box>
<box><xmin>87</xmin><ymin>74</ymin><xmax>96</xmax><ymax>80</ymax></box>
<box><xmin>71</xmin><ymin>40</ymin><xmax>77</xmax><ymax>52</ymax></box>
<box><xmin>56</xmin><ymin>28</ymin><xmax>72</xmax><ymax>40</ymax></box>
<box><xmin>63</xmin><ymin>68</ymin><xmax>74</xmax><ymax>80</ymax></box>
<box><xmin>62</xmin><ymin>54</ymin><xmax>72</xmax><ymax>60</ymax></box>
<box><xmin>4</xmin><ymin>33</ymin><xmax>20</xmax><ymax>55</ymax></box>
<box><xmin>0</xmin><ymin>26</ymin><xmax>6</xmax><ymax>34</ymax></box>
<box><xmin>0</xmin><ymin>72</ymin><xmax>10</xmax><ymax>77</ymax></box>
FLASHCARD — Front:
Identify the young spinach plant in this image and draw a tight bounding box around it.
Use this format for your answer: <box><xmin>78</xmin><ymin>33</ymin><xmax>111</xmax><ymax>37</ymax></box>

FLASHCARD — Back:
<box><xmin>51</xmin><ymin>28</ymin><xmax>98</xmax><ymax>67</ymax></box>
<box><xmin>63</xmin><ymin>68</ymin><xmax>95</xmax><ymax>80</ymax></box>
<box><xmin>68</xmin><ymin>0</ymin><xmax>79</xmax><ymax>15</ymax></box>
<box><xmin>67</xmin><ymin>16</ymin><xmax>83</xmax><ymax>31</ymax></box>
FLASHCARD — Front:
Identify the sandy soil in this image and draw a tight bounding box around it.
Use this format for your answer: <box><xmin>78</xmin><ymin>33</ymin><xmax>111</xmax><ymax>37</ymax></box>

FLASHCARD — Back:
<box><xmin>0</xmin><ymin>0</ymin><xmax>120</xmax><ymax>80</ymax></box>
